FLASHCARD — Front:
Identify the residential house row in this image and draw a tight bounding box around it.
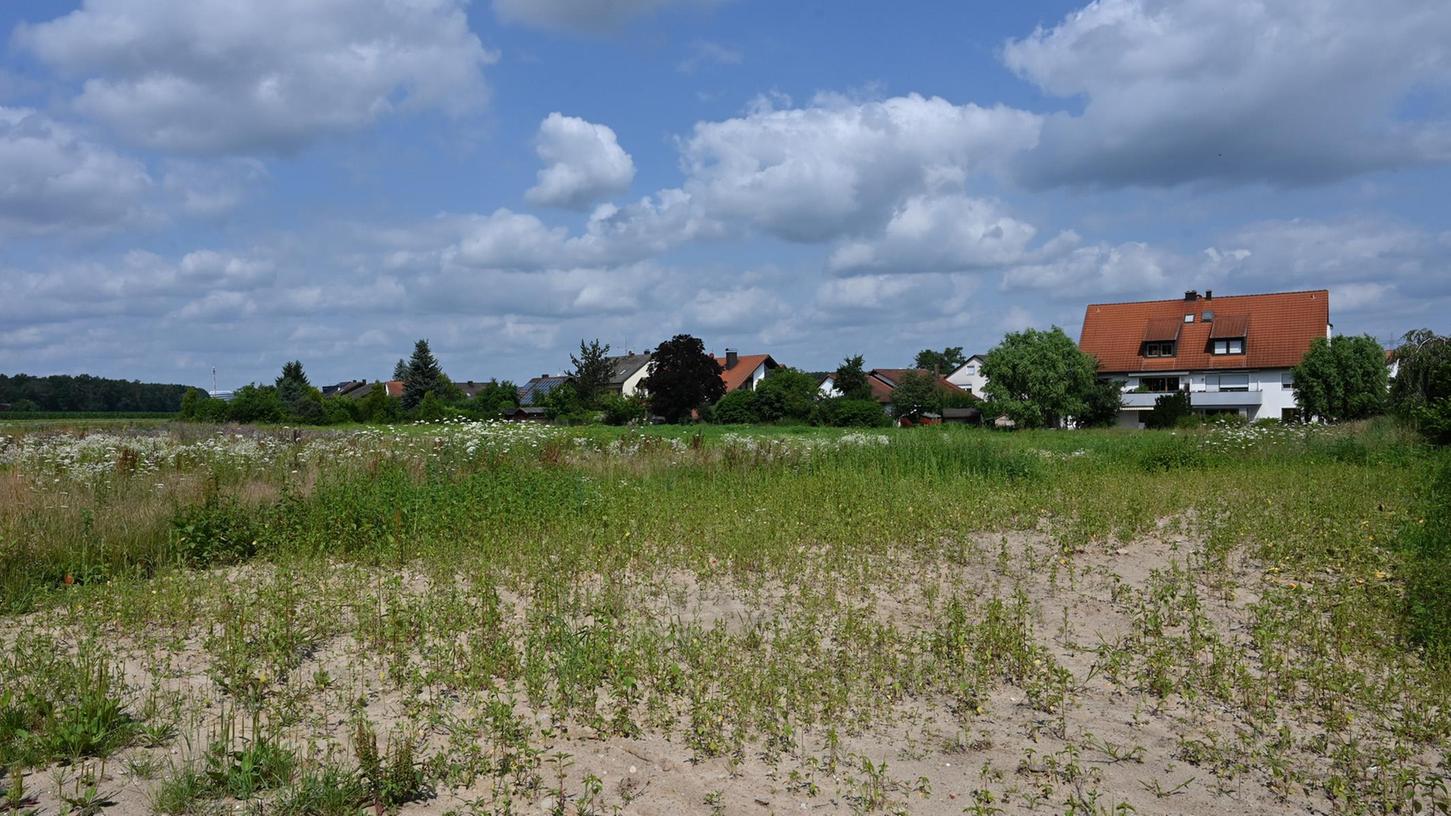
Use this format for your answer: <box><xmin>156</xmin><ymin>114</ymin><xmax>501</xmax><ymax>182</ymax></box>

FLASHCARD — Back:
<box><xmin>313</xmin><ymin>288</ymin><xmax>1358</xmax><ymax>428</ymax></box>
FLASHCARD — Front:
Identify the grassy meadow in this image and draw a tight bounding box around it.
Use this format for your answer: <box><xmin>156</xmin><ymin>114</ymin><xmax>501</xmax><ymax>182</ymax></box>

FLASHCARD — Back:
<box><xmin>0</xmin><ymin>419</ymin><xmax>1448</xmax><ymax>815</ymax></box>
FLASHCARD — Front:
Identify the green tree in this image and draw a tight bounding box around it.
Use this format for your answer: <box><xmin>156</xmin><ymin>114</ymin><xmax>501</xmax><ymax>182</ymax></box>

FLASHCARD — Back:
<box><xmin>980</xmin><ymin>327</ymin><xmax>1117</xmax><ymax>429</ymax></box>
<box><xmin>392</xmin><ymin>359</ymin><xmax>408</xmax><ymax>381</ymax></box>
<box><xmin>274</xmin><ymin>361</ymin><xmax>323</xmax><ymax>422</ymax></box>
<box><xmin>1291</xmin><ymin>334</ymin><xmax>1388</xmax><ymax>423</ymax></box>
<box><xmin>753</xmin><ymin>367</ymin><xmax>818</xmax><ymax>422</ymax></box>
<box><xmin>913</xmin><ymin>347</ymin><xmax>968</xmax><ymax>377</ymax></box>
<box><xmin>357</xmin><ymin>383</ymin><xmax>402</xmax><ymax>423</ymax></box>
<box><xmin>569</xmin><ymin>339</ymin><xmax>614</xmax><ymax>408</ymax></box>
<box><xmin>889</xmin><ymin>370</ymin><xmax>942</xmax><ymax>419</ymax></box>
<box><xmin>599</xmin><ymin>393</ymin><xmax>649</xmax><ymax>425</ymax></box>
<box><xmin>832</xmin><ymin>355</ymin><xmax>872</xmax><ymax>401</ymax></box>
<box><xmin>1390</xmin><ymin>329</ymin><xmax>1451</xmax><ymax>444</ymax></box>
<box><xmin>226</xmin><ymin>385</ymin><xmax>285</xmax><ymax>424</ymax></box>
<box><xmin>540</xmin><ymin>381</ymin><xmax>586</xmax><ymax>422</ymax></box>
<box><xmin>639</xmin><ymin>334</ymin><xmax>724</xmax><ymax>423</ymax></box>
<box><xmin>711</xmin><ymin>389</ymin><xmax>760</xmax><ymax>424</ymax></box>
<box><xmin>402</xmin><ymin>339</ymin><xmax>444</xmax><ymax>410</ymax></box>
<box><xmin>470</xmin><ymin>380</ymin><xmax>520</xmax><ymax>418</ymax></box>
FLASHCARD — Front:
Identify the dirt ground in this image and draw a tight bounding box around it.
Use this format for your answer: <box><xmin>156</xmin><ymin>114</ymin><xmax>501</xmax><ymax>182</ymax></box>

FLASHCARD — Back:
<box><xmin>5</xmin><ymin>526</ymin><xmax>1438</xmax><ymax>815</ymax></box>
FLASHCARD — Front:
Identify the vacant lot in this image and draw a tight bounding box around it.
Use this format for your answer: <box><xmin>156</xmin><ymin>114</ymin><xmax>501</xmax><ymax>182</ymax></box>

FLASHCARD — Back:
<box><xmin>1</xmin><ymin>420</ymin><xmax>1447</xmax><ymax>815</ymax></box>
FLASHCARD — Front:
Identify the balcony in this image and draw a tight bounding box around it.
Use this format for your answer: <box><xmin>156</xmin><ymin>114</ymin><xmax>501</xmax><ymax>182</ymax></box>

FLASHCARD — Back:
<box><xmin>1120</xmin><ymin>388</ymin><xmax>1264</xmax><ymax>410</ymax></box>
<box><xmin>1121</xmin><ymin>391</ymin><xmax>1165</xmax><ymax>409</ymax></box>
<box><xmin>1192</xmin><ymin>390</ymin><xmax>1262</xmax><ymax>408</ymax></box>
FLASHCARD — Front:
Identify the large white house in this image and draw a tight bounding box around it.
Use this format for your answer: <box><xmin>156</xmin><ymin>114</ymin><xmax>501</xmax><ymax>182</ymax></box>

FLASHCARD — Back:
<box><xmin>945</xmin><ymin>354</ymin><xmax>988</xmax><ymax>398</ymax></box>
<box><xmin>1078</xmin><ymin>289</ymin><xmax>1331</xmax><ymax>428</ymax></box>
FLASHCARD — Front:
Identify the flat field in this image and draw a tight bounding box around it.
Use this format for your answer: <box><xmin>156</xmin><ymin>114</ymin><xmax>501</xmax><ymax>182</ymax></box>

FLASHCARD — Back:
<box><xmin>1</xmin><ymin>420</ymin><xmax>1447</xmax><ymax>815</ymax></box>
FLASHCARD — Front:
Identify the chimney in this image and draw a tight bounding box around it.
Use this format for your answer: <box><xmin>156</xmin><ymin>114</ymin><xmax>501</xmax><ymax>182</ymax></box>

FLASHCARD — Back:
<box><xmin>725</xmin><ymin>349</ymin><xmax>738</xmax><ymax>370</ymax></box>
<box><xmin>1184</xmin><ymin>290</ymin><xmax>1199</xmax><ymax>301</ymax></box>
<box><xmin>1204</xmin><ymin>290</ymin><xmax>1213</xmax><ymax>300</ymax></box>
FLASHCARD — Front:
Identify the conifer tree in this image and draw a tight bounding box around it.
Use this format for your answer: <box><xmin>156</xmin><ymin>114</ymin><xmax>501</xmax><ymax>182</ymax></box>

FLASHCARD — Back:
<box><xmin>402</xmin><ymin>340</ymin><xmax>443</xmax><ymax>410</ymax></box>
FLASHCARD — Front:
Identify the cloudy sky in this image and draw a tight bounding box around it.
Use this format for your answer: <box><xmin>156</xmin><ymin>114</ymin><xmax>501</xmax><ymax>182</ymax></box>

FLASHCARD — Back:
<box><xmin>2</xmin><ymin>0</ymin><xmax>1449</xmax><ymax>388</ymax></box>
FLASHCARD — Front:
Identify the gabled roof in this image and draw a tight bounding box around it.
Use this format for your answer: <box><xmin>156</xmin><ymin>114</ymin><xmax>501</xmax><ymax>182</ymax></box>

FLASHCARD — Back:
<box><xmin>867</xmin><ymin>369</ymin><xmax>963</xmax><ymax>404</ymax></box>
<box><xmin>945</xmin><ymin>355</ymin><xmax>986</xmax><ymax>378</ymax></box>
<box><xmin>518</xmin><ymin>375</ymin><xmax>571</xmax><ymax>406</ymax></box>
<box><xmin>323</xmin><ymin>380</ymin><xmax>368</xmax><ymax>397</ymax></box>
<box><xmin>710</xmin><ymin>353</ymin><xmax>778</xmax><ymax>392</ymax></box>
<box><xmin>453</xmin><ymin>381</ymin><xmax>497</xmax><ymax>399</ymax></box>
<box><xmin>1080</xmin><ymin>290</ymin><xmax>1330</xmax><ymax>373</ymax></box>
<box><xmin>605</xmin><ymin>354</ymin><xmax>653</xmax><ymax>386</ymax></box>
<box><xmin>344</xmin><ymin>380</ymin><xmax>404</xmax><ymax>399</ymax></box>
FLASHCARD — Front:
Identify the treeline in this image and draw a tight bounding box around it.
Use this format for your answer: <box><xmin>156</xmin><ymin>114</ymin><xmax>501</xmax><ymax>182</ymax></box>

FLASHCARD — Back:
<box><xmin>0</xmin><ymin>373</ymin><xmax>191</xmax><ymax>412</ymax></box>
<box><xmin>181</xmin><ymin>341</ymin><xmax>522</xmax><ymax>426</ymax></box>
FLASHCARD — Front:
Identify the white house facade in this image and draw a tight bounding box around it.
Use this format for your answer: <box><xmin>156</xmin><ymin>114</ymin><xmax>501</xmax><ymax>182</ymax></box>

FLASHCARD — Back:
<box><xmin>1079</xmin><ymin>289</ymin><xmax>1331</xmax><ymax>429</ymax></box>
<box><xmin>945</xmin><ymin>355</ymin><xmax>988</xmax><ymax>399</ymax></box>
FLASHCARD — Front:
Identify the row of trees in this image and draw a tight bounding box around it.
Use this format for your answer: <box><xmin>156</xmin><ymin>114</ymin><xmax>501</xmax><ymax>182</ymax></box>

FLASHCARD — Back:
<box><xmin>0</xmin><ymin>373</ymin><xmax>191</xmax><ymax>413</ymax></box>
<box><xmin>181</xmin><ymin>340</ymin><xmax>524</xmax><ymax>425</ymax></box>
<box><xmin>1290</xmin><ymin>329</ymin><xmax>1451</xmax><ymax>443</ymax></box>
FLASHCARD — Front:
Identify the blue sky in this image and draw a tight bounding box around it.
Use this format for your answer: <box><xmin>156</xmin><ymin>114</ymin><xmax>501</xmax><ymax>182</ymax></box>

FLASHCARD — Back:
<box><xmin>1</xmin><ymin>0</ymin><xmax>1448</xmax><ymax>389</ymax></box>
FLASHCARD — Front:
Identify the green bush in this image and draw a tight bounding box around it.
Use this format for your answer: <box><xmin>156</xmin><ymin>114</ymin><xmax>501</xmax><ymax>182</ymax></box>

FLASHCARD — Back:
<box><xmin>816</xmin><ymin>397</ymin><xmax>890</xmax><ymax>427</ymax></box>
<box><xmin>711</xmin><ymin>390</ymin><xmax>759</xmax><ymax>424</ymax></box>
<box><xmin>1145</xmin><ymin>391</ymin><xmax>1191</xmax><ymax>430</ymax></box>
<box><xmin>599</xmin><ymin>394</ymin><xmax>648</xmax><ymax>426</ymax></box>
<box><xmin>171</xmin><ymin>498</ymin><xmax>265</xmax><ymax>567</ymax></box>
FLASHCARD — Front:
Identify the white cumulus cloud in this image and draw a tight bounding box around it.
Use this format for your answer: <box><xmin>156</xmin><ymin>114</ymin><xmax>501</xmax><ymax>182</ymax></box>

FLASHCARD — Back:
<box><xmin>526</xmin><ymin>113</ymin><xmax>636</xmax><ymax>210</ymax></box>
<box><xmin>0</xmin><ymin>107</ymin><xmax>152</xmax><ymax>236</ymax></box>
<box><xmin>680</xmin><ymin>93</ymin><xmax>1041</xmax><ymax>242</ymax></box>
<box><xmin>17</xmin><ymin>0</ymin><xmax>497</xmax><ymax>155</ymax></box>
<box><xmin>1003</xmin><ymin>0</ymin><xmax>1451</xmax><ymax>187</ymax></box>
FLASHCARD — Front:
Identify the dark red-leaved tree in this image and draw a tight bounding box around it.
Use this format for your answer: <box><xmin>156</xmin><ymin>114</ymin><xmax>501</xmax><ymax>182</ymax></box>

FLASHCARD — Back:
<box><xmin>639</xmin><ymin>334</ymin><xmax>724</xmax><ymax>423</ymax></box>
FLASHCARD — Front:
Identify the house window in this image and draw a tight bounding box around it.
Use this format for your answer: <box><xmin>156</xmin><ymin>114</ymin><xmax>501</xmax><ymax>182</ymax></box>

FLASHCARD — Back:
<box><xmin>1141</xmin><ymin>376</ymin><xmax>1180</xmax><ymax>392</ymax></box>
<box><xmin>1184</xmin><ymin>314</ymin><xmax>1194</xmax><ymax>323</ymax></box>
<box><xmin>1281</xmin><ymin>370</ymin><xmax>1294</xmax><ymax>386</ymax></box>
<box><xmin>1213</xmin><ymin>373</ymin><xmax>1250</xmax><ymax>392</ymax></box>
<box><xmin>1212</xmin><ymin>338</ymin><xmax>1245</xmax><ymax>355</ymax></box>
<box><xmin>1144</xmin><ymin>341</ymin><xmax>1177</xmax><ymax>358</ymax></box>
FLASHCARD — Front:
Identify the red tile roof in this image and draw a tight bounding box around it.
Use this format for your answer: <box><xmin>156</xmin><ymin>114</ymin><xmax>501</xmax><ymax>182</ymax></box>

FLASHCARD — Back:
<box><xmin>868</xmin><ymin>369</ymin><xmax>964</xmax><ymax>404</ymax></box>
<box><xmin>710</xmin><ymin>354</ymin><xmax>778</xmax><ymax>392</ymax></box>
<box><xmin>1080</xmin><ymin>290</ymin><xmax>1330</xmax><ymax>374</ymax></box>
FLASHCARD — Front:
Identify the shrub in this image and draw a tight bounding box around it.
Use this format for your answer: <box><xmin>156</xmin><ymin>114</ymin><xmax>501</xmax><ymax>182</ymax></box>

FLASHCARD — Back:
<box><xmin>171</xmin><ymin>498</ymin><xmax>264</xmax><ymax>567</ymax></box>
<box><xmin>711</xmin><ymin>390</ymin><xmax>759</xmax><ymax>424</ymax></box>
<box><xmin>816</xmin><ymin>397</ymin><xmax>890</xmax><ymax>427</ymax></box>
<box><xmin>411</xmin><ymin>392</ymin><xmax>451</xmax><ymax>422</ymax></box>
<box><xmin>753</xmin><ymin>368</ymin><xmax>819</xmax><ymax>422</ymax></box>
<box><xmin>599</xmin><ymin>394</ymin><xmax>648</xmax><ymax>426</ymax></box>
<box><xmin>1145</xmin><ymin>391</ymin><xmax>1191</xmax><ymax>430</ymax></box>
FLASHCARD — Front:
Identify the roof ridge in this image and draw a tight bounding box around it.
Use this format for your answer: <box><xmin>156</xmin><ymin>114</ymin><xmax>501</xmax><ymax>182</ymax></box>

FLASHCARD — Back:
<box><xmin>1083</xmin><ymin>289</ymin><xmax>1329</xmax><ymax>309</ymax></box>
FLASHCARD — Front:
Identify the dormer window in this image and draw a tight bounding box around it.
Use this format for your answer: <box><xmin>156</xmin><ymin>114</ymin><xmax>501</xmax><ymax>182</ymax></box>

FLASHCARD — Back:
<box><xmin>1208</xmin><ymin>314</ymin><xmax>1248</xmax><ymax>356</ymax></box>
<box><xmin>1141</xmin><ymin>316</ymin><xmax>1182</xmax><ymax>359</ymax></box>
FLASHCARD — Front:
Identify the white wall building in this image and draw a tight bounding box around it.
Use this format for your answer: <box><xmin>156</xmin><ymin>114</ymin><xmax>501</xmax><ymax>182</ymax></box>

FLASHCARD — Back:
<box><xmin>1078</xmin><ymin>289</ymin><xmax>1332</xmax><ymax>429</ymax></box>
<box><xmin>945</xmin><ymin>354</ymin><xmax>988</xmax><ymax>399</ymax></box>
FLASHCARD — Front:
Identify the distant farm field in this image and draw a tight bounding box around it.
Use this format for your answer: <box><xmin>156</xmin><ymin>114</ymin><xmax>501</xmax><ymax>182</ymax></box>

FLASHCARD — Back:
<box><xmin>1</xmin><ymin>420</ymin><xmax>1447</xmax><ymax>815</ymax></box>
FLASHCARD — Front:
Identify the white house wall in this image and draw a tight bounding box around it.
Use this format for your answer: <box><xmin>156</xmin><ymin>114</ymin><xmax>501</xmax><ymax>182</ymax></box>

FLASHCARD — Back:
<box><xmin>1114</xmin><ymin>368</ymin><xmax>1299</xmax><ymax>428</ymax></box>
<box><xmin>946</xmin><ymin>356</ymin><xmax>988</xmax><ymax>399</ymax></box>
<box><xmin>620</xmin><ymin>365</ymin><xmax>651</xmax><ymax>397</ymax></box>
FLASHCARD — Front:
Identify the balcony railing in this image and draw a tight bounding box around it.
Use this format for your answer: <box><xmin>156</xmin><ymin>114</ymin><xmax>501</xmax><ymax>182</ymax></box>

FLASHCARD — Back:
<box><xmin>1121</xmin><ymin>387</ymin><xmax>1264</xmax><ymax>409</ymax></box>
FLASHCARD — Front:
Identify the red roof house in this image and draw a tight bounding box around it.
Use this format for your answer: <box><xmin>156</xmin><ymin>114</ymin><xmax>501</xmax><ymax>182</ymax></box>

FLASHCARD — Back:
<box><xmin>1078</xmin><ymin>289</ymin><xmax>1331</xmax><ymax>426</ymax></box>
